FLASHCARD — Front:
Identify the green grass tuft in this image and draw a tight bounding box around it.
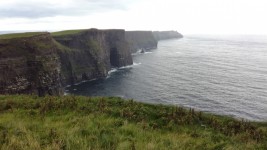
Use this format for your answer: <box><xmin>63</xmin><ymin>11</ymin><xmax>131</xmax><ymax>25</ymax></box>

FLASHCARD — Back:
<box><xmin>0</xmin><ymin>95</ymin><xmax>266</xmax><ymax>149</ymax></box>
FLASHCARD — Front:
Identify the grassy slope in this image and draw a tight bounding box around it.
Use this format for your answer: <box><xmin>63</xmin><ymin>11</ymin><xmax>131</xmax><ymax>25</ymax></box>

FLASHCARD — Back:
<box><xmin>0</xmin><ymin>95</ymin><xmax>266</xmax><ymax>150</ymax></box>
<box><xmin>0</xmin><ymin>30</ymin><xmax>85</xmax><ymax>40</ymax></box>
<box><xmin>51</xmin><ymin>30</ymin><xmax>87</xmax><ymax>37</ymax></box>
<box><xmin>0</xmin><ymin>32</ymin><xmax>45</xmax><ymax>40</ymax></box>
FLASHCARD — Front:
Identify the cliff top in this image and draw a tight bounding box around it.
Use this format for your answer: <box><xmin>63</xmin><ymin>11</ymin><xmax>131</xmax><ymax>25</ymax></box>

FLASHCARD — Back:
<box><xmin>0</xmin><ymin>32</ymin><xmax>46</xmax><ymax>40</ymax></box>
<box><xmin>51</xmin><ymin>29</ymin><xmax>88</xmax><ymax>37</ymax></box>
<box><xmin>52</xmin><ymin>28</ymin><xmax>126</xmax><ymax>37</ymax></box>
<box><xmin>0</xmin><ymin>32</ymin><xmax>56</xmax><ymax>56</ymax></box>
<box><xmin>126</xmin><ymin>30</ymin><xmax>152</xmax><ymax>32</ymax></box>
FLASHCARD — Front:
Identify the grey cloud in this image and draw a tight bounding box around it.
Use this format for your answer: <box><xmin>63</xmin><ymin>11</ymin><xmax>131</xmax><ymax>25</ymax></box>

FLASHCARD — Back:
<box><xmin>0</xmin><ymin>0</ymin><xmax>134</xmax><ymax>18</ymax></box>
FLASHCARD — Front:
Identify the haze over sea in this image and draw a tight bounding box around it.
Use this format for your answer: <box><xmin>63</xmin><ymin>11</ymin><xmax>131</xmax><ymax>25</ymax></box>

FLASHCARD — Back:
<box><xmin>66</xmin><ymin>35</ymin><xmax>267</xmax><ymax>121</ymax></box>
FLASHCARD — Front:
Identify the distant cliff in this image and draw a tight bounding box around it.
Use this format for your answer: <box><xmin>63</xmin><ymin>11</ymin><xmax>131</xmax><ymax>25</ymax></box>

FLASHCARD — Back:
<box><xmin>125</xmin><ymin>31</ymin><xmax>158</xmax><ymax>53</ymax></box>
<box><xmin>0</xmin><ymin>32</ymin><xmax>62</xmax><ymax>96</ymax></box>
<box><xmin>53</xmin><ymin>29</ymin><xmax>133</xmax><ymax>85</ymax></box>
<box><xmin>0</xmin><ymin>29</ymin><xmax>182</xmax><ymax>96</ymax></box>
<box><xmin>125</xmin><ymin>30</ymin><xmax>183</xmax><ymax>53</ymax></box>
<box><xmin>153</xmin><ymin>31</ymin><xmax>183</xmax><ymax>40</ymax></box>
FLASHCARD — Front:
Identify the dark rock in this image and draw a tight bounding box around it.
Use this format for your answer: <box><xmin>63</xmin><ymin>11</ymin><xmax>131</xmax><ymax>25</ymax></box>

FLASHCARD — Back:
<box><xmin>125</xmin><ymin>31</ymin><xmax>158</xmax><ymax>53</ymax></box>
<box><xmin>53</xmin><ymin>29</ymin><xmax>133</xmax><ymax>86</ymax></box>
<box><xmin>0</xmin><ymin>33</ymin><xmax>63</xmax><ymax>96</ymax></box>
<box><xmin>140</xmin><ymin>48</ymin><xmax>145</xmax><ymax>53</ymax></box>
<box><xmin>0</xmin><ymin>29</ymin><xmax>182</xmax><ymax>96</ymax></box>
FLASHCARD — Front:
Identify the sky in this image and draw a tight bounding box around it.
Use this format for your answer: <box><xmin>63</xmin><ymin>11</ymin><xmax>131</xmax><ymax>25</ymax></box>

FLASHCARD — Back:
<box><xmin>0</xmin><ymin>0</ymin><xmax>267</xmax><ymax>34</ymax></box>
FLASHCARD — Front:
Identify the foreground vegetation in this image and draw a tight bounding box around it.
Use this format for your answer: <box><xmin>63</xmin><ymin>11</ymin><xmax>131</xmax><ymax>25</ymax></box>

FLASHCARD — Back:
<box><xmin>0</xmin><ymin>95</ymin><xmax>266</xmax><ymax>150</ymax></box>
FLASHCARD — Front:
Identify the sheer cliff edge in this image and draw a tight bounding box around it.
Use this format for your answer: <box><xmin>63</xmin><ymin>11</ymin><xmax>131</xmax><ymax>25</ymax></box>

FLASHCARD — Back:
<box><xmin>0</xmin><ymin>29</ymin><xmax>183</xmax><ymax>96</ymax></box>
<box><xmin>125</xmin><ymin>30</ymin><xmax>183</xmax><ymax>53</ymax></box>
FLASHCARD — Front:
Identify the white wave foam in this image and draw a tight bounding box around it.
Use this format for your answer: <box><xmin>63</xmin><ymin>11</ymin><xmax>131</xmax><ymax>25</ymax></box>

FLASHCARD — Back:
<box><xmin>106</xmin><ymin>62</ymin><xmax>141</xmax><ymax>79</ymax></box>
<box><xmin>118</xmin><ymin>62</ymin><xmax>141</xmax><ymax>69</ymax></box>
<box><xmin>73</xmin><ymin>78</ymin><xmax>97</xmax><ymax>86</ymax></box>
<box><xmin>108</xmin><ymin>68</ymin><xmax>118</xmax><ymax>75</ymax></box>
<box><xmin>106</xmin><ymin>68</ymin><xmax>118</xmax><ymax>79</ymax></box>
<box><xmin>131</xmin><ymin>49</ymin><xmax>142</xmax><ymax>56</ymax></box>
<box><xmin>133</xmin><ymin>62</ymin><xmax>142</xmax><ymax>66</ymax></box>
<box><xmin>132</xmin><ymin>50</ymin><xmax>153</xmax><ymax>55</ymax></box>
<box><xmin>144</xmin><ymin>52</ymin><xmax>153</xmax><ymax>54</ymax></box>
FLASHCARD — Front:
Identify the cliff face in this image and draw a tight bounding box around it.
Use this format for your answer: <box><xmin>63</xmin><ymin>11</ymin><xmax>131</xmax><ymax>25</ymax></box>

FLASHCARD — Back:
<box><xmin>0</xmin><ymin>29</ymin><xmax>133</xmax><ymax>95</ymax></box>
<box><xmin>0</xmin><ymin>33</ymin><xmax>62</xmax><ymax>96</ymax></box>
<box><xmin>153</xmin><ymin>31</ymin><xmax>183</xmax><ymax>41</ymax></box>
<box><xmin>0</xmin><ymin>29</ymin><xmax>182</xmax><ymax>96</ymax></box>
<box><xmin>104</xmin><ymin>30</ymin><xmax>133</xmax><ymax>67</ymax></box>
<box><xmin>53</xmin><ymin>29</ymin><xmax>133</xmax><ymax>85</ymax></box>
<box><xmin>125</xmin><ymin>31</ymin><xmax>158</xmax><ymax>53</ymax></box>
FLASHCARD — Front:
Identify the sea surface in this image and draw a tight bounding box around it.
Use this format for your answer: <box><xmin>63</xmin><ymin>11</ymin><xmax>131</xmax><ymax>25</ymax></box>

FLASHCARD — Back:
<box><xmin>66</xmin><ymin>35</ymin><xmax>267</xmax><ymax>121</ymax></box>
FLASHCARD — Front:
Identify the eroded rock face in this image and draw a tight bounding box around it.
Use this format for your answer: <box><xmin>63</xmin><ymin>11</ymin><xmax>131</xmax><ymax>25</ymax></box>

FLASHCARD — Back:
<box><xmin>0</xmin><ymin>29</ymin><xmax>134</xmax><ymax>95</ymax></box>
<box><xmin>0</xmin><ymin>33</ymin><xmax>62</xmax><ymax>96</ymax></box>
<box><xmin>125</xmin><ymin>31</ymin><xmax>158</xmax><ymax>53</ymax></box>
<box><xmin>0</xmin><ymin>29</ymin><xmax>182</xmax><ymax>96</ymax></box>
<box><xmin>53</xmin><ymin>29</ymin><xmax>133</xmax><ymax>85</ymax></box>
<box><xmin>106</xmin><ymin>30</ymin><xmax>133</xmax><ymax>67</ymax></box>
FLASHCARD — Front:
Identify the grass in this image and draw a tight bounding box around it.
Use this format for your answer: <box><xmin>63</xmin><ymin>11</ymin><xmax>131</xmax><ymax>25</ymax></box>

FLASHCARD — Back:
<box><xmin>52</xmin><ymin>39</ymin><xmax>73</xmax><ymax>52</ymax></box>
<box><xmin>51</xmin><ymin>30</ymin><xmax>88</xmax><ymax>37</ymax></box>
<box><xmin>0</xmin><ymin>32</ymin><xmax>45</xmax><ymax>40</ymax></box>
<box><xmin>0</xmin><ymin>95</ymin><xmax>266</xmax><ymax>150</ymax></box>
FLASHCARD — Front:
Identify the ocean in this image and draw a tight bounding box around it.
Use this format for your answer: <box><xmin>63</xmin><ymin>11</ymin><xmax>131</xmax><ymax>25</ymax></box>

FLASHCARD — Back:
<box><xmin>66</xmin><ymin>35</ymin><xmax>267</xmax><ymax>121</ymax></box>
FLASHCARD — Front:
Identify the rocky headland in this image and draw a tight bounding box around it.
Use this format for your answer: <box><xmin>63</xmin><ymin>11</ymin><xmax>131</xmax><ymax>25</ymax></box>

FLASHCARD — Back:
<box><xmin>153</xmin><ymin>30</ymin><xmax>183</xmax><ymax>40</ymax></box>
<box><xmin>0</xmin><ymin>32</ymin><xmax>62</xmax><ymax>96</ymax></box>
<box><xmin>0</xmin><ymin>29</ymin><xmax>183</xmax><ymax>96</ymax></box>
<box><xmin>125</xmin><ymin>31</ymin><xmax>158</xmax><ymax>53</ymax></box>
<box><xmin>52</xmin><ymin>29</ymin><xmax>133</xmax><ymax>86</ymax></box>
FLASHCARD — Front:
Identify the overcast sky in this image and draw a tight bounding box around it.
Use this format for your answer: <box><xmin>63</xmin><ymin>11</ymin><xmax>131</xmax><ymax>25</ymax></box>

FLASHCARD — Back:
<box><xmin>1</xmin><ymin>0</ymin><xmax>267</xmax><ymax>34</ymax></box>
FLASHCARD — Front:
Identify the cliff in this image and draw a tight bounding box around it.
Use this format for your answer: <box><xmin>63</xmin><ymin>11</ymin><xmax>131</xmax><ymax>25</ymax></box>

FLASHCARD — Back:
<box><xmin>0</xmin><ymin>29</ymin><xmax>133</xmax><ymax>95</ymax></box>
<box><xmin>0</xmin><ymin>32</ymin><xmax>62</xmax><ymax>96</ymax></box>
<box><xmin>153</xmin><ymin>31</ymin><xmax>183</xmax><ymax>40</ymax></box>
<box><xmin>125</xmin><ymin>31</ymin><xmax>158</xmax><ymax>53</ymax></box>
<box><xmin>52</xmin><ymin>29</ymin><xmax>133</xmax><ymax>85</ymax></box>
<box><xmin>0</xmin><ymin>29</ymin><xmax>182</xmax><ymax>96</ymax></box>
<box><xmin>125</xmin><ymin>31</ymin><xmax>183</xmax><ymax>53</ymax></box>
